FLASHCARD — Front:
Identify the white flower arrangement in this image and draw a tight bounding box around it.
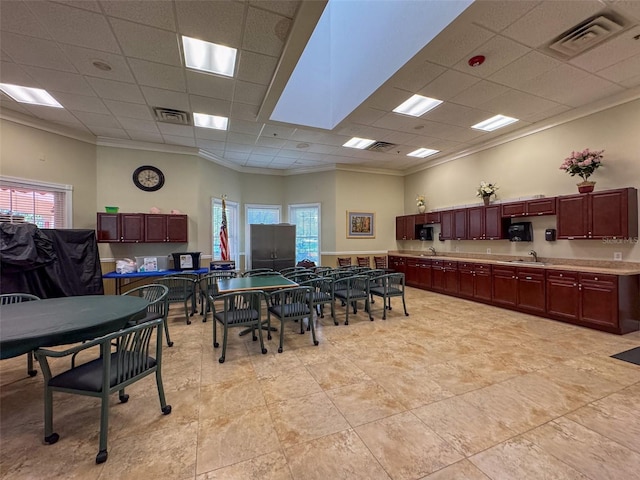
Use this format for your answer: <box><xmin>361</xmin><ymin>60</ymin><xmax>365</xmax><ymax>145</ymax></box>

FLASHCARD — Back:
<box><xmin>476</xmin><ymin>181</ymin><xmax>498</xmax><ymax>198</ymax></box>
<box><xmin>416</xmin><ymin>194</ymin><xmax>425</xmax><ymax>207</ymax></box>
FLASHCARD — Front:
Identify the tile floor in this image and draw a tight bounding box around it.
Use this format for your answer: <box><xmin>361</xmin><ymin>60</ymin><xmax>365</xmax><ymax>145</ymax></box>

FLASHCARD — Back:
<box><xmin>1</xmin><ymin>287</ymin><xmax>640</xmax><ymax>479</ymax></box>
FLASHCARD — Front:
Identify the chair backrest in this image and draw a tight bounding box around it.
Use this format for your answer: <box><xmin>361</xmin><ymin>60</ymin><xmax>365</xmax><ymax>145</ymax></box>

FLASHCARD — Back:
<box><xmin>280</xmin><ymin>266</ymin><xmax>306</xmax><ymax>275</ymax></box>
<box><xmin>0</xmin><ymin>293</ymin><xmax>40</xmax><ymax>304</ymax></box>
<box><xmin>155</xmin><ymin>276</ymin><xmax>195</xmax><ymax>301</ymax></box>
<box><xmin>269</xmin><ymin>287</ymin><xmax>312</xmax><ymax>315</ymax></box>
<box><xmin>356</xmin><ymin>256</ymin><xmax>370</xmax><ymax>267</ymax></box>
<box><xmin>285</xmin><ymin>271</ymin><xmax>317</xmax><ymax>282</ymax></box>
<box><xmin>122</xmin><ymin>284</ymin><xmax>169</xmax><ymax>317</ymax></box>
<box><xmin>199</xmin><ymin>271</ymin><xmax>236</xmax><ymax>295</ymax></box>
<box><xmin>212</xmin><ymin>290</ymin><xmax>267</xmax><ymax>324</ymax></box>
<box><xmin>242</xmin><ymin>268</ymin><xmax>274</xmax><ymax>277</ymax></box>
<box><xmin>248</xmin><ymin>271</ymin><xmax>283</xmax><ymax>277</ymax></box>
<box><xmin>373</xmin><ymin>256</ymin><xmax>387</xmax><ymax>269</ymax></box>
<box><xmin>337</xmin><ymin>257</ymin><xmax>352</xmax><ymax>267</ymax></box>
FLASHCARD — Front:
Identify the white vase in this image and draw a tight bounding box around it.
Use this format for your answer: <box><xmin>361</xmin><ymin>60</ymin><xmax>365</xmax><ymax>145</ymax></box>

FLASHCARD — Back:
<box><xmin>418</xmin><ymin>205</ymin><xmax>426</xmax><ymax>213</ymax></box>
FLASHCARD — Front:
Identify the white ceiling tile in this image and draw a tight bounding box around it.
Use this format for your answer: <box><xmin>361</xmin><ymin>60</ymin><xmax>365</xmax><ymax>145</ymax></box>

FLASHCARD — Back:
<box><xmin>419</xmin><ymin>69</ymin><xmax>480</xmax><ymax>101</ymax></box>
<box><xmin>249</xmin><ymin>1</ymin><xmax>299</xmax><ymax>19</ymax></box>
<box><xmin>388</xmin><ymin>61</ymin><xmax>447</xmax><ymax>92</ymax></box>
<box><xmin>86</xmin><ymin>77</ymin><xmax>146</xmax><ymax>103</ymax></box>
<box><xmin>0</xmin><ymin>32</ymin><xmax>76</xmax><ymax>71</ymax></box>
<box><xmin>55</xmin><ymin>1</ymin><xmax>102</xmax><ymax>13</ymax></box>
<box><xmin>21</xmin><ymin>66</ymin><xmax>95</xmax><ymax>95</ymax></box>
<box><xmin>236</xmin><ymin>51</ymin><xmax>278</xmax><ymax>85</ymax></box>
<box><xmin>100</xmin><ymin>1</ymin><xmax>176</xmax><ymax>30</ymax></box>
<box><xmin>196</xmin><ymin>138</ymin><xmax>225</xmax><ymax>151</ymax></box>
<box><xmin>89</xmin><ymin>126</ymin><xmax>129</xmax><ymax>138</ymax></box>
<box><xmin>53</xmin><ymin>92</ymin><xmax>109</xmax><ymax>114</ymax></box>
<box><xmin>72</xmin><ymin>111</ymin><xmax>120</xmax><ymax>128</ymax></box>
<box><xmin>501</xmin><ymin>0</ymin><xmax>604</xmax><ymax>48</ymax></box>
<box><xmin>21</xmin><ymin>104</ymin><xmax>80</xmax><ymax>124</ymax></box>
<box><xmin>364</xmin><ymin>86</ymin><xmax>414</xmax><ymax>112</ymax></box>
<box><xmin>255</xmin><ymin>136</ymin><xmax>286</xmax><ymax>148</ymax></box>
<box><xmin>0</xmin><ymin>97</ymin><xmax>31</xmax><ymax>115</ymax></box>
<box><xmin>140</xmin><ymin>86</ymin><xmax>189</xmax><ymax>111</ymax></box>
<box><xmin>194</xmin><ymin>127</ymin><xmax>227</xmax><ymax>142</ymax></box>
<box><xmin>128</xmin><ymin>58</ymin><xmax>186</xmax><ymax>91</ymax></box>
<box><xmin>59</xmin><ymin>44</ymin><xmax>136</xmax><ymax>83</ymax></box>
<box><xmin>450</xmin><ymin>80</ymin><xmax>510</xmax><ymax>109</ymax></box>
<box><xmin>224</xmin><ymin>142</ymin><xmax>254</xmax><ymax>154</ymax></box>
<box><xmin>260</xmin><ymin>124</ymin><xmax>296</xmax><ymax>139</ymax></box>
<box><xmin>613</xmin><ymin>0</ymin><xmax>640</xmax><ymax>22</ymax></box>
<box><xmin>227</xmin><ymin>131</ymin><xmax>258</xmax><ymax>145</ymax></box>
<box><xmin>109</xmin><ymin>18</ymin><xmax>181</xmax><ymax>66</ymax></box>
<box><xmin>522</xmin><ymin>104</ymin><xmax>571</xmax><ymax>124</ymax></box>
<box><xmin>252</xmin><ymin>146</ymin><xmax>280</xmax><ymax>156</ymax></box>
<box><xmin>229</xmin><ymin>101</ymin><xmax>259</xmax><ymax>122</ymax></box>
<box><xmin>163</xmin><ymin>135</ymin><xmax>196</xmax><ymax>147</ymax></box>
<box><xmin>228</xmin><ymin>119</ymin><xmax>264</xmax><ymax>136</ymax></box>
<box><xmin>243</xmin><ymin>7</ymin><xmax>290</xmax><ymax>56</ymax></box>
<box><xmin>452</xmin><ymin>35</ymin><xmax>531</xmax><ymax>78</ymax></box>
<box><xmin>0</xmin><ymin>1</ymin><xmax>52</xmax><ymax>39</ymax></box>
<box><xmin>569</xmin><ymin>26</ymin><xmax>640</xmax><ymax>72</ymax></box>
<box><xmin>224</xmin><ymin>150</ymin><xmax>250</xmax><ymax>161</ymax></box>
<box><xmin>117</xmin><ymin>117</ymin><xmax>159</xmax><ymax>133</ymax></box>
<box><xmin>423</xmin><ymin>103</ymin><xmax>491</xmax><ymax>128</ymax></box>
<box><xmin>597</xmin><ymin>53</ymin><xmax>640</xmax><ymax>86</ymax></box>
<box><xmin>420</xmin><ymin>22</ymin><xmax>495</xmax><ymax>67</ymax></box>
<box><xmin>0</xmin><ymin>61</ymin><xmax>39</xmax><ymax>87</ymax></box>
<box><xmin>234</xmin><ymin>81</ymin><xmax>267</xmax><ymax>106</ymax></box>
<box><xmin>175</xmin><ymin>0</ymin><xmax>244</xmax><ymax>48</ymax></box>
<box><xmin>343</xmin><ymin>107</ymin><xmax>387</xmax><ymax>126</ymax></box>
<box><xmin>25</xmin><ymin>1</ymin><xmax>120</xmax><ymax>53</ymax></box>
<box><xmin>157</xmin><ymin>123</ymin><xmax>194</xmax><ymax>137</ymax></box>
<box><xmin>248</xmin><ymin>153</ymin><xmax>275</xmax><ymax>163</ymax></box>
<box><xmin>186</xmin><ymin>71</ymin><xmax>234</xmax><ymax>101</ymax></box>
<box><xmin>488</xmin><ymin>51</ymin><xmax>562</xmax><ymax>89</ymax></box>
<box><xmin>189</xmin><ymin>95</ymin><xmax>231</xmax><ymax>116</ymax></box>
<box><xmin>464</xmin><ymin>0</ymin><xmax>539</xmax><ymax>32</ymax></box>
<box><xmin>103</xmin><ymin>100</ymin><xmax>154</xmax><ymax>120</ymax></box>
<box><xmin>127</xmin><ymin>130</ymin><xmax>164</xmax><ymax>143</ymax></box>
<box><xmin>273</xmin><ymin>149</ymin><xmax>302</xmax><ymax>159</ymax></box>
<box><xmin>479</xmin><ymin>89</ymin><xmax>561</xmax><ymax>121</ymax></box>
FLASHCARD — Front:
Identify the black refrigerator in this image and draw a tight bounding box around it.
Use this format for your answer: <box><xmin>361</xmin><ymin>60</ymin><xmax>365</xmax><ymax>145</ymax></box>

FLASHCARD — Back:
<box><xmin>249</xmin><ymin>224</ymin><xmax>296</xmax><ymax>271</ymax></box>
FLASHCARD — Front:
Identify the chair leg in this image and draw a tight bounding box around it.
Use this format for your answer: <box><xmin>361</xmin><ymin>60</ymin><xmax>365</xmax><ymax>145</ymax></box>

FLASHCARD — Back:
<box><xmin>402</xmin><ymin>295</ymin><xmax>409</xmax><ymax>316</ymax></box>
<box><xmin>219</xmin><ymin>322</ymin><xmax>229</xmax><ymax>363</ymax></box>
<box><xmin>183</xmin><ymin>299</ymin><xmax>191</xmax><ymax>325</ymax></box>
<box><xmin>163</xmin><ymin>317</ymin><xmax>174</xmax><ymax>347</ymax></box>
<box><xmin>96</xmin><ymin>394</ymin><xmax>110</xmax><ymax>463</ymax></box>
<box><xmin>278</xmin><ymin>318</ymin><xmax>285</xmax><ymax>353</ymax></box>
<box><xmin>257</xmin><ymin>319</ymin><xmax>267</xmax><ymax>355</ymax></box>
<box><xmin>155</xmin><ymin>368</ymin><xmax>172</xmax><ymax>415</ymax></box>
<box><xmin>43</xmin><ymin>386</ymin><xmax>59</xmax><ymax>445</ymax></box>
<box><xmin>27</xmin><ymin>351</ymin><xmax>37</xmax><ymax>377</ymax></box>
<box><xmin>309</xmin><ymin>315</ymin><xmax>319</xmax><ymax>346</ymax></box>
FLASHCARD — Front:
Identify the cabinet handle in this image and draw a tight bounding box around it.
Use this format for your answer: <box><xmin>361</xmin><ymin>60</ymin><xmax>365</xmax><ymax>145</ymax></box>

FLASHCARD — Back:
<box><xmin>573</xmin><ymin>283</ymin><xmax>577</xmax><ymax>287</ymax></box>
<box><xmin>512</xmin><ymin>276</ymin><xmax>515</xmax><ymax>279</ymax></box>
<box><xmin>525</xmin><ymin>276</ymin><xmax>532</xmax><ymax>280</ymax></box>
<box><xmin>594</xmin><ymin>277</ymin><xmax>598</xmax><ymax>281</ymax></box>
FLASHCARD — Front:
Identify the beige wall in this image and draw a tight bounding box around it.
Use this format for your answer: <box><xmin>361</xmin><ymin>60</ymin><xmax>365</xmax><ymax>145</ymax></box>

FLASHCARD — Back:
<box><xmin>403</xmin><ymin>99</ymin><xmax>640</xmax><ymax>262</ymax></box>
<box><xmin>0</xmin><ymin>119</ymin><xmax>97</xmax><ymax>229</ymax></box>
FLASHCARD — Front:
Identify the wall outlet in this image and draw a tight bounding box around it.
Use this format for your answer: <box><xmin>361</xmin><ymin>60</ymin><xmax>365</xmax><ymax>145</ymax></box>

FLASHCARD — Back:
<box><xmin>613</xmin><ymin>252</ymin><xmax>622</xmax><ymax>261</ymax></box>
<box><xmin>486</xmin><ymin>248</ymin><xmax>491</xmax><ymax>254</ymax></box>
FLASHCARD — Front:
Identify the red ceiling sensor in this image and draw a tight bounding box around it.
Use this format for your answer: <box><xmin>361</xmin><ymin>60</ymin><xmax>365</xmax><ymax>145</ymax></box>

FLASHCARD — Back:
<box><xmin>468</xmin><ymin>55</ymin><xmax>485</xmax><ymax>67</ymax></box>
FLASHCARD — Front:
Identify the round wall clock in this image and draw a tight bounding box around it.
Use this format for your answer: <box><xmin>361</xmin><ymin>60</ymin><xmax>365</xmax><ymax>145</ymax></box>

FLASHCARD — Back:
<box><xmin>132</xmin><ymin>165</ymin><xmax>165</xmax><ymax>192</ymax></box>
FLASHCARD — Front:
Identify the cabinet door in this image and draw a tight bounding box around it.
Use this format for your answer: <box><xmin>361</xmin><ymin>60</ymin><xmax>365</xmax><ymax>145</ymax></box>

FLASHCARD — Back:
<box><xmin>144</xmin><ymin>214</ymin><xmax>167</xmax><ymax>242</ymax></box>
<box><xmin>395</xmin><ymin>216</ymin><xmax>405</xmax><ymax>240</ymax></box>
<box><xmin>492</xmin><ymin>266</ymin><xmax>517</xmax><ymax>307</ymax></box>
<box><xmin>458</xmin><ymin>264</ymin><xmax>475</xmax><ymax>298</ymax></box>
<box><xmin>389</xmin><ymin>256</ymin><xmax>406</xmax><ymax>274</ymax></box>
<box><xmin>484</xmin><ymin>205</ymin><xmax>506</xmax><ymax>240</ymax></box>
<box><xmin>405</xmin><ymin>215</ymin><xmax>416</xmax><ymax>240</ymax></box>
<box><xmin>517</xmin><ymin>268</ymin><xmax>545</xmax><ymax>313</ymax></box>
<box><xmin>579</xmin><ymin>273</ymin><xmax>618</xmax><ymax>328</ymax></box>
<box><xmin>405</xmin><ymin>259</ymin><xmax>420</xmax><ymax>287</ymax></box>
<box><xmin>557</xmin><ymin>195</ymin><xmax>589</xmax><ymax>239</ymax></box>
<box><xmin>590</xmin><ymin>189</ymin><xmax>630</xmax><ymax>239</ymax></box>
<box><xmin>474</xmin><ymin>268</ymin><xmax>492</xmax><ymax>302</ymax></box>
<box><xmin>526</xmin><ymin>198</ymin><xmax>556</xmax><ymax>216</ymax></box>
<box><xmin>120</xmin><ymin>213</ymin><xmax>144</xmax><ymax>242</ymax></box>
<box><xmin>502</xmin><ymin>202</ymin><xmax>526</xmax><ymax>218</ymax></box>
<box><xmin>96</xmin><ymin>213</ymin><xmax>119</xmax><ymax>242</ymax></box>
<box><xmin>431</xmin><ymin>261</ymin><xmax>445</xmax><ymax>291</ymax></box>
<box><xmin>546</xmin><ymin>271</ymin><xmax>579</xmax><ymax>320</ymax></box>
<box><xmin>443</xmin><ymin>261</ymin><xmax>458</xmax><ymax>294</ymax></box>
<box><xmin>426</xmin><ymin>212</ymin><xmax>440</xmax><ymax>224</ymax></box>
<box><xmin>467</xmin><ymin>207</ymin><xmax>484</xmax><ymax>240</ymax></box>
<box><xmin>439</xmin><ymin>211</ymin><xmax>453</xmax><ymax>240</ymax></box>
<box><xmin>167</xmin><ymin>214</ymin><xmax>188</xmax><ymax>242</ymax></box>
<box><xmin>417</xmin><ymin>260</ymin><xmax>432</xmax><ymax>289</ymax></box>
<box><xmin>453</xmin><ymin>210</ymin><xmax>467</xmax><ymax>240</ymax></box>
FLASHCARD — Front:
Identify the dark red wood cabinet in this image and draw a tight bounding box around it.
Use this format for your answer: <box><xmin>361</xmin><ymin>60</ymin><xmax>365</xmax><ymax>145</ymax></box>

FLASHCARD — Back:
<box><xmin>405</xmin><ymin>258</ymin><xmax>421</xmax><ymax>287</ymax></box>
<box><xmin>501</xmin><ymin>198</ymin><xmax>556</xmax><ymax>218</ymax></box>
<box><xmin>97</xmin><ymin>212</ymin><xmax>187</xmax><ymax>243</ymax></box>
<box><xmin>458</xmin><ymin>262</ymin><xmax>492</xmax><ymax>301</ymax></box>
<box><xmin>145</xmin><ymin>214</ymin><xmax>188</xmax><ymax>243</ymax></box>
<box><xmin>492</xmin><ymin>265</ymin><xmax>518</xmax><ymax>307</ymax></box>
<box><xmin>395</xmin><ymin>215</ymin><xmax>416</xmax><ymax>240</ymax></box>
<box><xmin>468</xmin><ymin>205</ymin><xmax>508</xmax><ymax>240</ymax></box>
<box><xmin>431</xmin><ymin>260</ymin><xmax>445</xmax><ymax>292</ymax></box>
<box><xmin>439</xmin><ymin>211</ymin><xmax>453</xmax><ymax>240</ymax></box>
<box><xmin>405</xmin><ymin>257</ymin><xmax>432</xmax><ymax>289</ymax></box>
<box><xmin>557</xmin><ymin>188</ymin><xmax>638</xmax><ymax>239</ymax></box>
<box><xmin>516</xmin><ymin>267</ymin><xmax>546</xmax><ymax>314</ymax></box>
<box><xmin>388</xmin><ymin>255</ymin><xmax>406</xmax><ymax>275</ymax></box>
<box><xmin>453</xmin><ymin>210</ymin><xmax>467</xmax><ymax>240</ymax></box>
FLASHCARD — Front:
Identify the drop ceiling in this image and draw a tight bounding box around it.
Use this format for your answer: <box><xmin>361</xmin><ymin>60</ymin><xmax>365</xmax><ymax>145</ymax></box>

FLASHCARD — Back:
<box><xmin>1</xmin><ymin>0</ymin><xmax>639</xmax><ymax>175</ymax></box>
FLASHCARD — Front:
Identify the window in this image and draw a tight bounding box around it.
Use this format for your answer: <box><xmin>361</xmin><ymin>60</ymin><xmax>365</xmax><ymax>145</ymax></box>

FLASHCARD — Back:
<box><xmin>289</xmin><ymin>203</ymin><xmax>321</xmax><ymax>264</ymax></box>
<box><xmin>245</xmin><ymin>204</ymin><xmax>281</xmax><ymax>269</ymax></box>
<box><xmin>212</xmin><ymin>198</ymin><xmax>239</xmax><ymax>265</ymax></box>
<box><xmin>0</xmin><ymin>176</ymin><xmax>72</xmax><ymax>228</ymax></box>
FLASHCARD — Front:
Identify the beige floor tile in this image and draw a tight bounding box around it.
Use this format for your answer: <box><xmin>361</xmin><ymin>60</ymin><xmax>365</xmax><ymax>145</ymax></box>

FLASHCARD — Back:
<box><xmin>355</xmin><ymin>411</ymin><xmax>463</xmax><ymax>480</ymax></box>
<box><xmin>523</xmin><ymin>417</ymin><xmax>640</xmax><ymax>479</ymax></box>
<box><xmin>196</xmin><ymin>451</ymin><xmax>292</xmax><ymax>480</ymax></box>
<box><xmin>420</xmin><ymin>459</ymin><xmax>491</xmax><ymax>480</ymax></box>
<box><xmin>198</xmin><ymin>380</ymin><xmax>266</xmax><ymax>419</ymax></box>
<box><xmin>373</xmin><ymin>368</ymin><xmax>456</xmax><ymax>409</ymax></box>
<box><xmin>284</xmin><ymin>429</ymin><xmax>391</xmax><ymax>480</ymax></box>
<box><xmin>470</xmin><ymin>436</ymin><xmax>590</xmax><ymax>480</ymax></box>
<box><xmin>267</xmin><ymin>391</ymin><xmax>350</xmax><ymax>447</ymax></box>
<box><xmin>305</xmin><ymin>357</ymin><xmax>370</xmax><ymax>390</ymax></box>
<box><xmin>413</xmin><ymin>396</ymin><xmax>518</xmax><ymax>456</ymax></box>
<box><xmin>325</xmin><ymin>380</ymin><xmax>406</xmax><ymax>426</ymax></box>
<box><xmin>259</xmin><ymin>369</ymin><xmax>323</xmax><ymax>404</ymax></box>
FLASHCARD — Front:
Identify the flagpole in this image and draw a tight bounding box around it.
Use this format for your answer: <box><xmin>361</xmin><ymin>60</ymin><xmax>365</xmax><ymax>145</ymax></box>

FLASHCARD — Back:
<box><xmin>220</xmin><ymin>195</ymin><xmax>230</xmax><ymax>261</ymax></box>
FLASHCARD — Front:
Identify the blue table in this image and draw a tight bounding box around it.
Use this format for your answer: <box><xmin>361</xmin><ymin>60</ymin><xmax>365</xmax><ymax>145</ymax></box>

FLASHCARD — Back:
<box><xmin>103</xmin><ymin>268</ymin><xmax>209</xmax><ymax>294</ymax></box>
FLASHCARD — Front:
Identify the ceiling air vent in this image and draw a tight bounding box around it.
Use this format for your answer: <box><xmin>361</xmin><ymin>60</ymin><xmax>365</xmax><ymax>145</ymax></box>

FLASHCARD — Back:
<box><xmin>545</xmin><ymin>13</ymin><xmax>626</xmax><ymax>59</ymax></box>
<box><xmin>152</xmin><ymin>107</ymin><xmax>192</xmax><ymax>125</ymax></box>
<box><xmin>365</xmin><ymin>141</ymin><xmax>397</xmax><ymax>153</ymax></box>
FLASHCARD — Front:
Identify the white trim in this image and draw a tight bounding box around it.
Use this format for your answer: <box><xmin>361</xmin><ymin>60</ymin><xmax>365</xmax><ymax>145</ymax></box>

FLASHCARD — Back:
<box><xmin>288</xmin><ymin>202</ymin><xmax>321</xmax><ymax>264</ymax></box>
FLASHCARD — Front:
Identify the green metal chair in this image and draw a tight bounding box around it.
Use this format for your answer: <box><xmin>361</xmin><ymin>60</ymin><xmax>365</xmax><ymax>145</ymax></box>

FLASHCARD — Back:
<box><xmin>198</xmin><ymin>271</ymin><xmax>237</xmax><ymax>322</ymax></box>
<box><xmin>0</xmin><ymin>293</ymin><xmax>41</xmax><ymax>376</ymax></box>
<box><xmin>242</xmin><ymin>268</ymin><xmax>274</xmax><ymax>277</ymax></box>
<box><xmin>34</xmin><ymin>317</ymin><xmax>171</xmax><ymax>464</ymax></box>
<box><xmin>332</xmin><ymin>274</ymin><xmax>373</xmax><ymax>325</ymax></box>
<box><xmin>298</xmin><ymin>276</ymin><xmax>334</xmax><ymax>321</ymax></box>
<box><xmin>267</xmin><ymin>286</ymin><xmax>318</xmax><ymax>353</ymax></box>
<box><xmin>155</xmin><ymin>276</ymin><xmax>196</xmax><ymax>324</ymax></box>
<box><xmin>369</xmin><ymin>273</ymin><xmax>409</xmax><ymax>320</ymax></box>
<box><xmin>211</xmin><ymin>290</ymin><xmax>268</xmax><ymax>363</ymax></box>
<box><xmin>122</xmin><ymin>284</ymin><xmax>172</xmax><ymax>346</ymax></box>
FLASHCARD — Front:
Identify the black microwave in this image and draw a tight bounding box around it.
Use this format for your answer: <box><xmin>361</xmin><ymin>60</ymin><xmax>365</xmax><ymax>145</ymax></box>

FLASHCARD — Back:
<box><xmin>508</xmin><ymin>222</ymin><xmax>533</xmax><ymax>242</ymax></box>
<box><xmin>419</xmin><ymin>226</ymin><xmax>433</xmax><ymax>241</ymax></box>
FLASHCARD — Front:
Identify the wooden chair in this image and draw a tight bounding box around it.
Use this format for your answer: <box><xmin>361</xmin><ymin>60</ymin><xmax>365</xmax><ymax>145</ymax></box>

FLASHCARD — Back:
<box><xmin>34</xmin><ymin>318</ymin><xmax>171</xmax><ymax>464</ymax></box>
<box><xmin>0</xmin><ymin>293</ymin><xmax>40</xmax><ymax>376</ymax></box>
<box><xmin>337</xmin><ymin>256</ymin><xmax>352</xmax><ymax>267</ymax></box>
<box><xmin>373</xmin><ymin>256</ymin><xmax>387</xmax><ymax>269</ymax></box>
<box><xmin>356</xmin><ymin>256</ymin><xmax>371</xmax><ymax>268</ymax></box>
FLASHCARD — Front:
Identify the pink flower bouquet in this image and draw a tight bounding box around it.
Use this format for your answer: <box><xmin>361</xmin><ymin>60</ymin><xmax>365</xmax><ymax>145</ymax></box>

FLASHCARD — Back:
<box><xmin>559</xmin><ymin>149</ymin><xmax>604</xmax><ymax>181</ymax></box>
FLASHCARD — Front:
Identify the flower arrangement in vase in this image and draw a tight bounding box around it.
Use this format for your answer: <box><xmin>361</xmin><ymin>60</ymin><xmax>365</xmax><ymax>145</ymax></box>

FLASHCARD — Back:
<box><xmin>476</xmin><ymin>181</ymin><xmax>498</xmax><ymax>205</ymax></box>
<box><xmin>416</xmin><ymin>194</ymin><xmax>426</xmax><ymax>213</ymax></box>
<box><xmin>559</xmin><ymin>148</ymin><xmax>604</xmax><ymax>193</ymax></box>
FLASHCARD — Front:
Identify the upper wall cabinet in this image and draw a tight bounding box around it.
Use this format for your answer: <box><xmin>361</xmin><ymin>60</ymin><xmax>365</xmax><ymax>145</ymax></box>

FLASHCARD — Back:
<box><xmin>395</xmin><ymin>215</ymin><xmax>416</xmax><ymax>240</ymax></box>
<box><xmin>97</xmin><ymin>213</ymin><xmax>188</xmax><ymax>243</ymax></box>
<box><xmin>501</xmin><ymin>198</ymin><xmax>556</xmax><ymax>218</ymax></box>
<box><xmin>557</xmin><ymin>188</ymin><xmax>638</xmax><ymax>239</ymax></box>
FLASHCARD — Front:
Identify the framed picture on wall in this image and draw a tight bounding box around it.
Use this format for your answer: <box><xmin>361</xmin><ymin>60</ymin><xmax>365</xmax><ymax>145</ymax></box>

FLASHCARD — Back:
<box><xmin>347</xmin><ymin>211</ymin><xmax>375</xmax><ymax>238</ymax></box>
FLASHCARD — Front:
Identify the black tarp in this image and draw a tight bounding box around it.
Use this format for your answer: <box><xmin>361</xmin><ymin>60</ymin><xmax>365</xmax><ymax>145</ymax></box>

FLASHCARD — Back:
<box><xmin>0</xmin><ymin>223</ymin><xmax>103</xmax><ymax>298</ymax></box>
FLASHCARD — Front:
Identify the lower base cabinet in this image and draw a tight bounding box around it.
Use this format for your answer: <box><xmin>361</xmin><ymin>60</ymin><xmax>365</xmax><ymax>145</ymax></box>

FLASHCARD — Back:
<box><xmin>399</xmin><ymin>257</ymin><xmax>639</xmax><ymax>334</ymax></box>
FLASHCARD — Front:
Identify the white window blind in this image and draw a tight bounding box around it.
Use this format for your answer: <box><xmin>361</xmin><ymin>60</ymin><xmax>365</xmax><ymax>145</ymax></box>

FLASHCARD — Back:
<box><xmin>0</xmin><ymin>177</ymin><xmax>72</xmax><ymax>228</ymax></box>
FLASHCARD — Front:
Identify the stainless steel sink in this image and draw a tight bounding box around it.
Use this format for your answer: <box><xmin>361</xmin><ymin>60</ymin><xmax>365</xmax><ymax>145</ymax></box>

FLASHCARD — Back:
<box><xmin>496</xmin><ymin>260</ymin><xmax>549</xmax><ymax>267</ymax></box>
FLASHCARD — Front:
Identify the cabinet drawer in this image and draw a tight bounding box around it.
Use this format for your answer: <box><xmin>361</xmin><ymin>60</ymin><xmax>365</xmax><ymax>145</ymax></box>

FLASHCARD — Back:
<box><xmin>443</xmin><ymin>260</ymin><xmax>457</xmax><ymax>269</ymax></box>
<box><xmin>502</xmin><ymin>202</ymin><xmax>526</xmax><ymax>217</ymax></box>
<box><xmin>527</xmin><ymin>198</ymin><xmax>556</xmax><ymax>215</ymax></box>
<box><xmin>546</xmin><ymin>270</ymin><xmax>578</xmax><ymax>282</ymax></box>
<box><xmin>517</xmin><ymin>268</ymin><xmax>544</xmax><ymax>281</ymax></box>
<box><xmin>579</xmin><ymin>273</ymin><xmax>616</xmax><ymax>286</ymax></box>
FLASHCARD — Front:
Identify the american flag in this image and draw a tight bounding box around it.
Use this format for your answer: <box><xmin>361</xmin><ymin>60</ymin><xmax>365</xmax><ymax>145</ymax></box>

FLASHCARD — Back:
<box><xmin>220</xmin><ymin>196</ymin><xmax>230</xmax><ymax>261</ymax></box>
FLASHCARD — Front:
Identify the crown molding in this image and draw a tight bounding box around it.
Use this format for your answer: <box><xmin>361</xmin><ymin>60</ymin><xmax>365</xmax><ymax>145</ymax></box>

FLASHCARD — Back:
<box><xmin>96</xmin><ymin>137</ymin><xmax>198</xmax><ymax>156</ymax></box>
<box><xmin>0</xmin><ymin>109</ymin><xmax>96</xmax><ymax>144</ymax></box>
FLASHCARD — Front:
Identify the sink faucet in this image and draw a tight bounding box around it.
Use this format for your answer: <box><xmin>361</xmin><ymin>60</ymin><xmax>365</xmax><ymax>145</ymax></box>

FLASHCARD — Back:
<box><xmin>529</xmin><ymin>250</ymin><xmax>538</xmax><ymax>262</ymax></box>
<box><xmin>428</xmin><ymin>246</ymin><xmax>436</xmax><ymax>256</ymax></box>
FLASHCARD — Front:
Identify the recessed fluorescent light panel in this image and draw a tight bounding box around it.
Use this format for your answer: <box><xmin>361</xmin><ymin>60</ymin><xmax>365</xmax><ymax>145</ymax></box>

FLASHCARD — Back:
<box><xmin>342</xmin><ymin>137</ymin><xmax>376</xmax><ymax>149</ymax></box>
<box><xmin>182</xmin><ymin>36</ymin><xmax>237</xmax><ymax>77</ymax></box>
<box><xmin>0</xmin><ymin>83</ymin><xmax>62</xmax><ymax>108</ymax></box>
<box><xmin>472</xmin><ymin>114</ymin><xmax>518</xmax><ymax>132</ymax></box>
<box><xmin>194</xmin><ymin>113</ymin><xmax>228</xmax><ymax>130</ymax></box>
<box><xmin>407</xmin><ymin>148</ymin><xmax>439</xmax><ymax>158</ymax></box>
<box><xmin>393</xmin><ymin>94</ymin><xmax>442</xmax><ymax>117</ymax></box>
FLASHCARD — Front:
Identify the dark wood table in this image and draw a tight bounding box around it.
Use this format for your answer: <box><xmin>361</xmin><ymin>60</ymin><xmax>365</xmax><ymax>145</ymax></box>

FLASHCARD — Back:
<box><xmin>0</xmin><ymin>295</ymin><xmax>148</xmax><ymax>359</ymax></box>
